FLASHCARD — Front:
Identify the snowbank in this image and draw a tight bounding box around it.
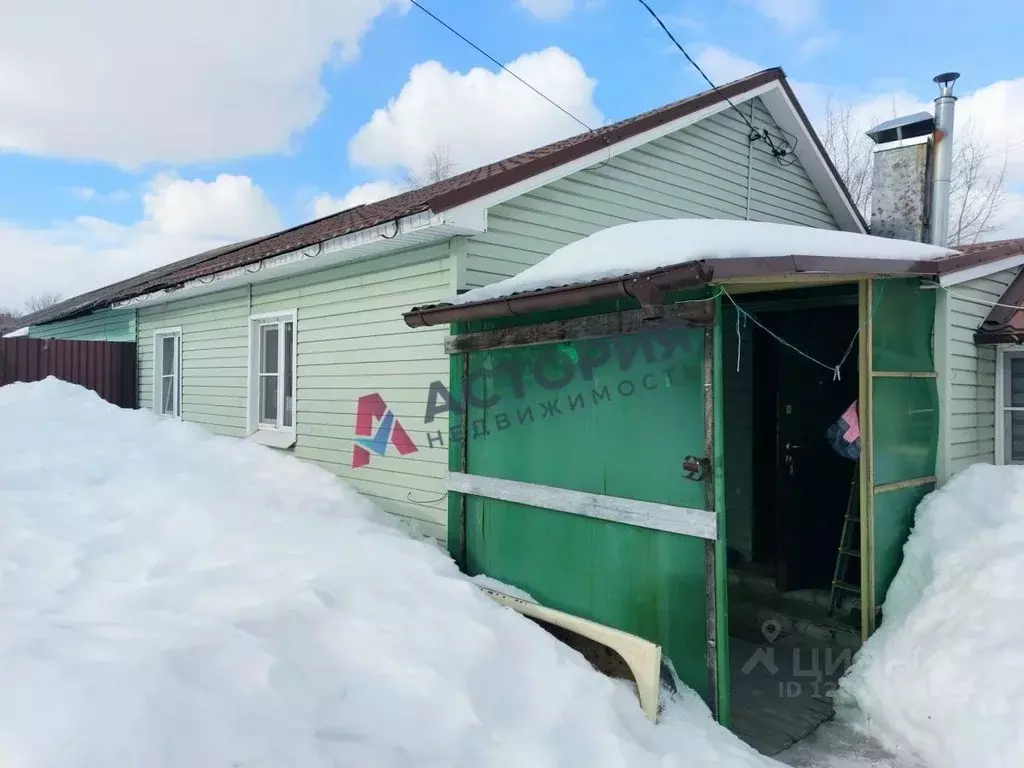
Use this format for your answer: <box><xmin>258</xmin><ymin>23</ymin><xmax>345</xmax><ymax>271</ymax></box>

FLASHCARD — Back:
<box><xmin>0</xmin><ymin>379</ymin><xmax>775</xmax><ymax>767</ymax></box>
<box><xmin>838</xmin><ymin>464</ymin><xmax>1024</xmax><ymax>767</ymax></box>
<box><xmin>453</xmin><ymin>219</ymin><xmax>956</xmax><ymax>305</ymax></box>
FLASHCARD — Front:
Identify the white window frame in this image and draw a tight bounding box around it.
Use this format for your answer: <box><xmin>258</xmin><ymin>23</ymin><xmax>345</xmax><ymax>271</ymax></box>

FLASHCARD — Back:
<box><xmin>995</xmin><ymin>346</ymin><xmax>1024</xmax><ymax>465</ymax></box>
<box><xmin>152</xmin><ymin>327</ymin><xmax>182</xmax><ymax>418</ymax></box>
<box><xmin>247</xmin><ymin>310</ymin><xmax>297</xmax><ymax>448</ymax></box>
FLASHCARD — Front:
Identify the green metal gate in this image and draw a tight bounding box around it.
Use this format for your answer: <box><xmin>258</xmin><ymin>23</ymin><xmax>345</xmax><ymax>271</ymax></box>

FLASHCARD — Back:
<box><xmin>447</xmin><ymin>298</ymin><xmax>728</xmax><ymax>718</ymax></box>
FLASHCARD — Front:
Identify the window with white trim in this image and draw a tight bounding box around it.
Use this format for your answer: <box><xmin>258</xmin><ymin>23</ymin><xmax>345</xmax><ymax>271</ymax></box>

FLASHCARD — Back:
<box><xmin>249</xmin><ymin>311</ymin><xmax>296</xmax><ymax>433</ymax></box>
<box><xmin>153</xmin><ymin>329</ymin><xmax>181</xmax><ymax>417</ymax></box>
<box><xmin>999</xmin><ymin>349</ymin><xmax>1024</xmax><ymax>464</ymax></box>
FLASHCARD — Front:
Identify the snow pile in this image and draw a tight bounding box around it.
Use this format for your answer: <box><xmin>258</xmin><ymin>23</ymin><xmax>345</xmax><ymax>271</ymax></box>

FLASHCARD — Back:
<box><xmin>0</xmin><ymin>378</ymin><xmax>775</xmax><ymax>768</ymax></box>
<box><xmin>453</xmin><ymin>219</ymin><xmax>956</xmax><ymax>305</ymax></box>
<box><xmin>838</xmin><ymin>464</ymin><xmax>1024</xmax><ymax>767</ymax></box>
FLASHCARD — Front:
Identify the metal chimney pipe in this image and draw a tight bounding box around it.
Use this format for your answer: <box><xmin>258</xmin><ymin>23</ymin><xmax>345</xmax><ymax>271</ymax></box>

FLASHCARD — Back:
<box><xmin>929</xmin><ymin>72</ymin><xmax>960</xmax><ymax>246</ymax></box>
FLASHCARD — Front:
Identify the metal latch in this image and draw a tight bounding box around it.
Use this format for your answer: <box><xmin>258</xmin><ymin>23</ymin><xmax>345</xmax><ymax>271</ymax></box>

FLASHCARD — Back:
<box><xmin>682</xmin><ymin>455</ymin><xmax>710</xmax><ymax>482</ymax></box>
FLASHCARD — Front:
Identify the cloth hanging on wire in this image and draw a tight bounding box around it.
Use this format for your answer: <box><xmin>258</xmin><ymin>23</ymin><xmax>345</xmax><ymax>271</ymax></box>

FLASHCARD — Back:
<box><xmin>826</xmin><ymin>400</ymin><xmax>860</xmax><ymax>461</ymax></box>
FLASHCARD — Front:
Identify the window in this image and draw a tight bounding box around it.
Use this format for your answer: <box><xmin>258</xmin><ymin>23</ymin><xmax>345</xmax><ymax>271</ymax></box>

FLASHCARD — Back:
<box><xmin>153</xmin><ymin>329</ymin><xmax>181</xmax><ymax>417</ymax></box>
<box><xmin>249</xmin><ymin>311</ymin><xmax>296</xmax><ymax>438</ymax></box>
<box><xmin>998</xmin><ymin>349</ymin><xmax>1024</xmax><ymax>464</ymax></box>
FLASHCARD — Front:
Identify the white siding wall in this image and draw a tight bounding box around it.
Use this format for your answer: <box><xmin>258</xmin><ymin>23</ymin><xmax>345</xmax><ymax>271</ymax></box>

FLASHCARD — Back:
<box><xmin>942</xmin><ymin>267</ymin><xmax>1019</xmax><ymax>477</ymax></box>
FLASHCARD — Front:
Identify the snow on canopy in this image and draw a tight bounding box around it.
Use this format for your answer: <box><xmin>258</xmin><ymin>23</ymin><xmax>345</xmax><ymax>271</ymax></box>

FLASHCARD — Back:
<box><xmin>838</xmin><ymin>464</ymin><xmax>1024</xmax><ymax>767</ymax></box>
<box><xmin>0</xmin><ymin>378</ymin><xmax>776</xmax><ymax>768</ymax></box>
<box><xmin>452</xmin><ymin>220</ymin><xmax>956</xmax><ymax>305</ymax></box>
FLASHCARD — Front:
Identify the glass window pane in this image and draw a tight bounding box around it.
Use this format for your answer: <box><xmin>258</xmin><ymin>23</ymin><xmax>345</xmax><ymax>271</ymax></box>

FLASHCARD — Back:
<box><xmin>283</xmin><ymin>321</ymin><xmax>294</xmax><ymax>428</ymax></box>
<box><xmin>161</xmin><ymin>375</ymin><xmax>175</xmax><ymax>415</ymax></box>
<box><xmin>161</xmin><ymin>335</ymin><xmax>176</xmax><ymax>375</ymax></box>
<box><xmin>260</xmin><ymin>326</ymin><xmax>279</xmax><ymax>374</ymax></box>
<box><xmin>1009</xmin><ymin>357</ymin><xmax>1024</xmax><ymax>408</ymax></box>
<box><xmin>1009</xmin><ymin>411</ymin><xmax>1024</xmax><ymax>464</ymax></box>
<box><xmin>259</xmin><ymin>375</ymin><xmax>278</xmax><ymax>423</ymax></box>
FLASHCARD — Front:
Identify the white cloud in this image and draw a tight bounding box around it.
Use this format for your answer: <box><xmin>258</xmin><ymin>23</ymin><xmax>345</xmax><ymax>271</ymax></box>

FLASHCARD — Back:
<box><xmin>694</xmin><ymin>46</ymin><xmax>762</xmax><ymax>84</ymax></box>
<box><xmin>745</xmin><ymin>0</ymin><xmax>818</xmax><ymax>32</ymax></box>
<box><xmin>518</xmin><ymin>0</ymin><xmax>575</xmax><ymax>19</ymax></box>
<box><xmin>348</xmin><ymin>48</ymin><xmax>602</xmax><ymax>178</ymax></box>
<box><xmin>144</xmin><ymin>174</ymin><xmax>280</xmax><ymax>239</ymax></box>
<box><xmin>71</xmin><ymin>187</ymin><xmax>96</xmax><ymax>201</ymax></box>
<box><xmin>799</xmin><ymin>32</ymin><xmax>839</xmax><ymax>57</ymax></box>
<box><xmin>0</xmin><ymin>0</ymin><xmax>404</xmax><ymax>167</ymax></box>
<box><xmin>311</xmin><ymin>180</ymin><xmax>405</xmax><ymax>218</ymax></box>
<box><xmin>0</xmin><ymin>174</ymin><xmax>280</xmax><ymax>307</ymax></box>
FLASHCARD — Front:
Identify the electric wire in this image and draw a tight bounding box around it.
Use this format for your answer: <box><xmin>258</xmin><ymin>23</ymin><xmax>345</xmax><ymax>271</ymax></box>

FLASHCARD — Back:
<box><xmin>633</xmin><ymin>0</ymin><xmax>796</xmax><ymax>163</ymax></box>
<box><xmin>408</xmin><ymin>0</ymin><xmax>595</xmax><ymax>134</ymax></box>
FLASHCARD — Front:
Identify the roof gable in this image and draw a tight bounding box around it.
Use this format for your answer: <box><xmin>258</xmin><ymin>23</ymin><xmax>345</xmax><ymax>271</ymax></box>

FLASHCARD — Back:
<box><xmin>18</xmin><ymin>67</ymin><xmax>865</xmax><ymax>330</ymax></box>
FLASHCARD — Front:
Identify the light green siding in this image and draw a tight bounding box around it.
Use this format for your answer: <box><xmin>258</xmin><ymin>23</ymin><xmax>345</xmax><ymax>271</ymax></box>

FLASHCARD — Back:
<box><xmin>138</xmin><ymin>286</ymin><xmax>251</xmax><ymax>435</ymax></box>
<box><xmin>28</xmin><ymin>308</ymin><xmax>136</xmax><ymax>342</ymax></box>
<box><xmin>136</xmin><ymin>245</ymin><xmax>451</xmax><ymax>538</ymax></box>
<box><xmin>939</xmin><ymin>267</ymin><xmax>1018</xmax><ymax>477</ymax></box>
<box><xmin>463</xmin><ymin>98</ymin><xmax>839</xmax><ymax>286</ymax></box>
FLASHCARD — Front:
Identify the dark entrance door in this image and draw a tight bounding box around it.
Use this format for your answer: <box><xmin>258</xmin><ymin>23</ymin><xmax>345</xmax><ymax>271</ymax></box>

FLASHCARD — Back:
<box><xmin>771</xmin><ymin>307</ymin><xmax>859</xmax><ymax>592</ymax></box>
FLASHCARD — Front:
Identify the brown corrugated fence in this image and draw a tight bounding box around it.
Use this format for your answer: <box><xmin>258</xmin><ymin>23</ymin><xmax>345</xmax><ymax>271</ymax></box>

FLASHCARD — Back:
<box><xmin>0</xmin><ymin>337</ymin><xmax>137</xmax><ymax>408</ymax></box>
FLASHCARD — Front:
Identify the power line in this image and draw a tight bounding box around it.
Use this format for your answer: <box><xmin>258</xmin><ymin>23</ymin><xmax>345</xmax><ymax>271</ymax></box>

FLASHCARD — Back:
<box><xmin>407</xmin><ymin>0</ymin><xmax>595</xmax><ymax>134</ymax></box>
<box><xmin>633</xmin><ymin>0</ymin><xmax>796</xmax><ymax>163</ymax></box>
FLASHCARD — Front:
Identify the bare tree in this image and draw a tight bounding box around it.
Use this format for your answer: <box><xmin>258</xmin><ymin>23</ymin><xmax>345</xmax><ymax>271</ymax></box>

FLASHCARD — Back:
<box><xmin>404</xmin><ymin>145</ymin><xmax>457</xmax><ymax>190</ymax></box>
<box><xmin>820</xmin><ymin>99</ymin><xmax>1007</xmax><ymax>245</ymax></box>
<box><xmin>0</xmin><ymin>306</ymin><xmax>19</xmax><ymax>329</ymax></box>
<box><xmin>24</xmin><ymin>292</ymin><xmax>64</xmax><ymax>314</ymax></box>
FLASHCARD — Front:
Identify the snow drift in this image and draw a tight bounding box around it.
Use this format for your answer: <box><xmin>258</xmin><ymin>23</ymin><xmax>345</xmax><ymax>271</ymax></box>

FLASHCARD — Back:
<box><xmin>452</xmin><ymin>219</ymin><xmax>956</xmax><ymax>305</ymax></box>
<box><xmin>0</xmin><ymin>379</ymin><xmax>775</xmax><ymax>768</ymax></box>
<box><xmin>838</xmin><ymin>464</ymin><xmax>1024</xmax><ymax>767</ymax></box>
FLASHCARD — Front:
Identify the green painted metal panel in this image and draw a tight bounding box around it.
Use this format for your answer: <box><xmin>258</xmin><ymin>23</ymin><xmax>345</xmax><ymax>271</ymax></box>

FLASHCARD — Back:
<box><xmin>455</xmin><ymin>320</ymin><xmax>719</xmax><ymax>704</ymax></box>
<box><xmin>871</xmin><ymin>279</ymin><xmax>936</xmax><ymax>372</ymax></box>
<box><xmin>871</xmin><ymin>377</ymin><xmax>939</xmax><ymax>486</ymax></box>
<box><xmin>870</xmin><ymin>278</ymin><xmax>939</xmax><ymax>611</ymax></box>
<box><xmin>28</xmin><ymin>308</ymin><xmax>136</xmax><ymax>342</ymax></box>
<box><xmin>872</xmin><ymin>483</ymin><xmax>933</xmax><ymax>606</ymax></box>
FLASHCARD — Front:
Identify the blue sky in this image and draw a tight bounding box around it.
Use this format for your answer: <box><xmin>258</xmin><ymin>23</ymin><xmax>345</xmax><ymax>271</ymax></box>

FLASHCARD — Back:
<box><xmin>2</xmin><ymin>0</ymin><xmax>1022</xmax><ymax>307</ymax></box>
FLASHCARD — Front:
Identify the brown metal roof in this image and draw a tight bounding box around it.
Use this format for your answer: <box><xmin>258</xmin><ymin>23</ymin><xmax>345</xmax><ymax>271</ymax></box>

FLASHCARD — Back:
<box><xmin>403</xmin><ymin>254</ymin><xmax>944</xmax><ymax>327</ymax></box>
<box><xmin>21</xmin><ymin>67</ymin><xmax>858</xmax><ymax>330</ymax></box>
<box><xmin>970</xmin><ymin>237</ymin><xmax>1024</xmax><ymax>344</ymax></box>
<box><xmin>403</xmin><ymin>237</ymin><xmax>1024</xmax><ymax>328</ymax></box>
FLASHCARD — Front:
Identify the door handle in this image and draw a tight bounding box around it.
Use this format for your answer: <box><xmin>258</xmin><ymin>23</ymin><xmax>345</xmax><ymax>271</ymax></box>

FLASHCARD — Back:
<box><xmin>785</xmin><ymin>443</ymin><xmax>802</xmax><ymax>450</ymax></box>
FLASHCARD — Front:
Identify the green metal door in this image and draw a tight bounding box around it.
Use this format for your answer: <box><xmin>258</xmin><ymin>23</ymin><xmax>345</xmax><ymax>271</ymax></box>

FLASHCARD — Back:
<box><xmin>447</xmin><ymin>301</ymin><xmax>728</xmax><ymax>718</ymax></box>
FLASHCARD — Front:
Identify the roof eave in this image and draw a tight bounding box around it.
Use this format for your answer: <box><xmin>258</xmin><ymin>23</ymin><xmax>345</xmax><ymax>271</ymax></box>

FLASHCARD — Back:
<box><xmin>403</xmin><ymin>255</ymin><xmax>935</xmax><ymax>328</ymax></box>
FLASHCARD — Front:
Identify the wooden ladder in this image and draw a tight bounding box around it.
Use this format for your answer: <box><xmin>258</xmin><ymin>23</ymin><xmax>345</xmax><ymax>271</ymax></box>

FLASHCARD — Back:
<box><xmin>830</xmin><ymin>464</ymin><xmax>861</xmax><ymax>615</ymax></box>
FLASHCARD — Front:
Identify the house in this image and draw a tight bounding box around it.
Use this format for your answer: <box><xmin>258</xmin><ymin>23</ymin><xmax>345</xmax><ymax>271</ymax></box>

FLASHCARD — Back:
<box><xmin>400</xmin><ymin>219</ymin><xmax>1024</xmax><ymax>752</ymax></box>
<box><xmin>390</xmin><ymin>71</ymin><xmax>1024</xmax><ymax>752</ymax></box>
<box><xmin>16</xmin><ymin>67</ymin><xmax>867</xmax><ymax>540</ymax></box>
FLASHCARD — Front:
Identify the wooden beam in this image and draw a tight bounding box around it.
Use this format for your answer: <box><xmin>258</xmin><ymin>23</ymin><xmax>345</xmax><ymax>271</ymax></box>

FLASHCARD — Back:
<box><xmin>870</xmin><ymin>371</ymin><xmax>937</xmax><ymax>378</ymax></box>
<box><xmin>873</xmin><ymin>476</ymin><xmax>936</xmax><ymax>494</ymax></box>
<box><xmin>446</xmin><ymin>471</ymin><xmax>717</xmax><ymax>540</ymax></box>
<box><xmin>444</xmin><ymin>301</ymin><xmax>714</xmax><ymax>355</ymax></box>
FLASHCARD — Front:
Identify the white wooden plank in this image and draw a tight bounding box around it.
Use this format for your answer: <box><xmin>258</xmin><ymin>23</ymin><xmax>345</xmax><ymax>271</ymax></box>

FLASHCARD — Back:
<box><xmin>446</xmin><ymin>471</ymin><xmax>717</xmax><ymax>540</ymax></box>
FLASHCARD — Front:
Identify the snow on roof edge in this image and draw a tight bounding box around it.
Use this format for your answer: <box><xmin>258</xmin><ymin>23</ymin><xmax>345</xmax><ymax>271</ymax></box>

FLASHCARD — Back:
<box><xmin>452</xmin><ymin>220</ymin><xmax>956</xmax><ymax>306</ymax></box>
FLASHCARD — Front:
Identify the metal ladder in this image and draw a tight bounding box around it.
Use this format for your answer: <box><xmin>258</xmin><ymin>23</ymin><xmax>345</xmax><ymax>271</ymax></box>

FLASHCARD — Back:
<box><xmin>830</xmin><ymin>464</ymin><xmax>861</xmax><ymax>615</ymax></box>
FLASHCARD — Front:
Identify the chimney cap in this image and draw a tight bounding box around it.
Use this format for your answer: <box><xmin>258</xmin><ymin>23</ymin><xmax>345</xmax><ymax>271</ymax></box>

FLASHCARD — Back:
<box><xmin>933</xmin><ymin>72</ymin><xmax>961</xmax><ymax>88</ymax></box>
<box><xmin>866</xmin><ymin>112</ymin><xmax>935</xmax><ymax>145</ymax></box>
